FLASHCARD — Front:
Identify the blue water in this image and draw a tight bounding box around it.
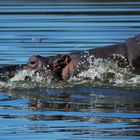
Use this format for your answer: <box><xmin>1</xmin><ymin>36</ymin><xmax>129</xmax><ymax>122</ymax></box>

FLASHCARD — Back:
<box><xmin>0</xmin><ymin>0</ymin><xmax>140</xmax><ymax>139</ymax></box>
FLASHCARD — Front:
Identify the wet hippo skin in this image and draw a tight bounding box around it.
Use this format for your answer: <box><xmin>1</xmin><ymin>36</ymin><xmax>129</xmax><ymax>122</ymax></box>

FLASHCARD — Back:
<box><xmin>0</xmin><ymin>34</ymin><xmax>140</xmax><ymax>81</ymax></box>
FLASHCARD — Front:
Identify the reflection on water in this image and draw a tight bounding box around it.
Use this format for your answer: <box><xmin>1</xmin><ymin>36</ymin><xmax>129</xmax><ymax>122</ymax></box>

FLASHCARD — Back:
<box><xmin>0</xmin><ymin>87</ymin><xmax>140</xmax><ymax>139</ymax></box>
<box><xmin>0</xmin><ymin>0</ymin><xmax>140</xmax><ymax>139</ymax></box>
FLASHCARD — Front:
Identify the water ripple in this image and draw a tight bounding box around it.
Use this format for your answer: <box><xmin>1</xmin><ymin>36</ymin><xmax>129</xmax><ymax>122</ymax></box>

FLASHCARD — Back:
<box><xmin>0</xmin><ymin>0</ymin><xmax>140</xmax><ymax>139</ymax></box>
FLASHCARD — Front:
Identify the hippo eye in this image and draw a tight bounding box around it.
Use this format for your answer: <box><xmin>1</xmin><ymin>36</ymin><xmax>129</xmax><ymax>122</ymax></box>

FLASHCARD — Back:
<box><xmin>46</xmin><ymin>64</ymin><xmax>50</xmax><ymax>68</ymax></box>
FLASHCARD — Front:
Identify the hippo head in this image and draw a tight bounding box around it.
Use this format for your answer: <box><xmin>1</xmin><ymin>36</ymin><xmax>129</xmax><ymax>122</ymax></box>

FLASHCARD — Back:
<box><xmin>26</xmin><ymin>55</ymin><xmax>71</xmax><ymax>81</ymax></box>
<box><xmin>0</xmin><ymin>55</ymin><xmax>72</xmax><ymax>82</ymax></box>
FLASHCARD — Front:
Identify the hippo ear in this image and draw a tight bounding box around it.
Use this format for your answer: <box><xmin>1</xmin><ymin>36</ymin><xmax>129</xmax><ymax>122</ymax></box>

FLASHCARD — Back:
<box><xmin>53</xmin><ymin>55</ymin><xmax>71</xmax><ymax>69</ymax></box>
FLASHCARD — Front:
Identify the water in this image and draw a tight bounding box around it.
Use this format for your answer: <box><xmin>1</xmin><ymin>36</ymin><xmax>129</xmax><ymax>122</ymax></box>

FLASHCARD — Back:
<box><xmin>0</xmin><ymin>0</ymin><xmax>140</xmax><ymax>139</ymax></box>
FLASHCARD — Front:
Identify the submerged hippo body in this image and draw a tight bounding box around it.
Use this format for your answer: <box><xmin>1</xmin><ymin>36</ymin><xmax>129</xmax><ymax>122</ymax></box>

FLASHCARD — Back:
<box><xmin>0</xmin><ymin>34</ymin><xmax>140</xmax><ymax>82</ymax></box>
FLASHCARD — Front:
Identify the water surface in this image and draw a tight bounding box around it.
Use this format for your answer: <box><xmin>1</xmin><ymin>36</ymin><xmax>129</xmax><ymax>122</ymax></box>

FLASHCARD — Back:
<box><xmin>0</xmin><ymin>0</ymin><xmax>140</xmax><ymax>139</ymax></box>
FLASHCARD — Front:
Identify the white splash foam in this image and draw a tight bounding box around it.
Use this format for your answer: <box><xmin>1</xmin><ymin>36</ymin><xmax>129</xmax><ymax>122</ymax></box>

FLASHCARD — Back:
<box><xmin>10</xmin><ymin>69</ymin><xmax>35</xmax><ymax>82</ymax></box>
<box><xmin>76</xmin><ymin>58</ymin><xmax>135</xmax><ymax>86</ymax></box>
<box><xmin>9</xmin><ymin>69</ymin><xmax>53</xmax><ymax>83</ymax></box>
<box><xmin>78</xmin><ymin>58</ymin><xmax>115</xmax><ymax>80</ymax></box>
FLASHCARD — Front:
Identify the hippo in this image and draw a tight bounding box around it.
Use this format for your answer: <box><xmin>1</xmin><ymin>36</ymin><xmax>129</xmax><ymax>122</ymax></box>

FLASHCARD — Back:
<box><xmin>0</xmin><ymin>34</ymin><xmax>140</xmax><ymax>82</ymax></box>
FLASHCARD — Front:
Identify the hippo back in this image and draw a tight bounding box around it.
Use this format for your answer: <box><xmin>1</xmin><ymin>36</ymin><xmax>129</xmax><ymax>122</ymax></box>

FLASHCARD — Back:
<box><xmin>125</xmin><ymin>34</ymin><xmax>140</xmax><ymax>68</ymax></box>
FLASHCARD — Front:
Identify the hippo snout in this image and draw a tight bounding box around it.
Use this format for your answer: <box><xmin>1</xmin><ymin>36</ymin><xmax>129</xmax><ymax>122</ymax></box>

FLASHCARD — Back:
<box><xmin>27</xmin><ymin>56</ymin><xmax>41</xmax><ymax>69</ymax></box>
<box><xmin>26</xmin><ymin>55</ymin><xmax>53</xmax><ymax>73</ymax></box>
<box><xmin>27</xmin><ymin>55</ymin><xmax>50</xmax><ymax>71</ymax></box>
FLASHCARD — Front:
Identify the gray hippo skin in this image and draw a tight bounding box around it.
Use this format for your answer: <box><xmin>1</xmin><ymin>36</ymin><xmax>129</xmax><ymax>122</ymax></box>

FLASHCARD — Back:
<box><xmin>0</xmin><ymin>34</ymin><xmax>140</xmax><ymax>81</ymax></box>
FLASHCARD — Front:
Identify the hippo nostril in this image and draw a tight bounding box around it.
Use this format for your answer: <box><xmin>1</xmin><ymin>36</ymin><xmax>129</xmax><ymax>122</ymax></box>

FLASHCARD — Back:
<box><xmin>27</xmin><ymin>55</ymin><xmax>44</xmax><ymax>69</ymax></box>
<box><xmin>30</xmin><ymin>60</ymin><xmax>36</xmax><ymax>65</ymax></box>
<box><xmin>28</xmin><ymin>56</ymin><xmax>39</xmax><ymax>69</ymax></box>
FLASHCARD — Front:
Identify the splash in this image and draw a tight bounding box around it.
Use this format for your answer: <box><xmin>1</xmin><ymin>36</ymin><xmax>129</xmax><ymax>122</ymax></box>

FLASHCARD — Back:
<box><xmin>0</xmin><ymin>57</ymin><xmax>140</xmax><ymax>89</ymax></box>
<box><xmin>9</xmin><ymin>69</ymin><xmax>52</xmax><ymax>83</ymax></box>
<box><xmin>0</xmin><ymin>69</ymin><xmax>56</xmax><ymax>89</ymax></box>
<box><xmin>70</xmin><ymin>58</ymin><xmax>140</xmax><ymax>88</ymax></box>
